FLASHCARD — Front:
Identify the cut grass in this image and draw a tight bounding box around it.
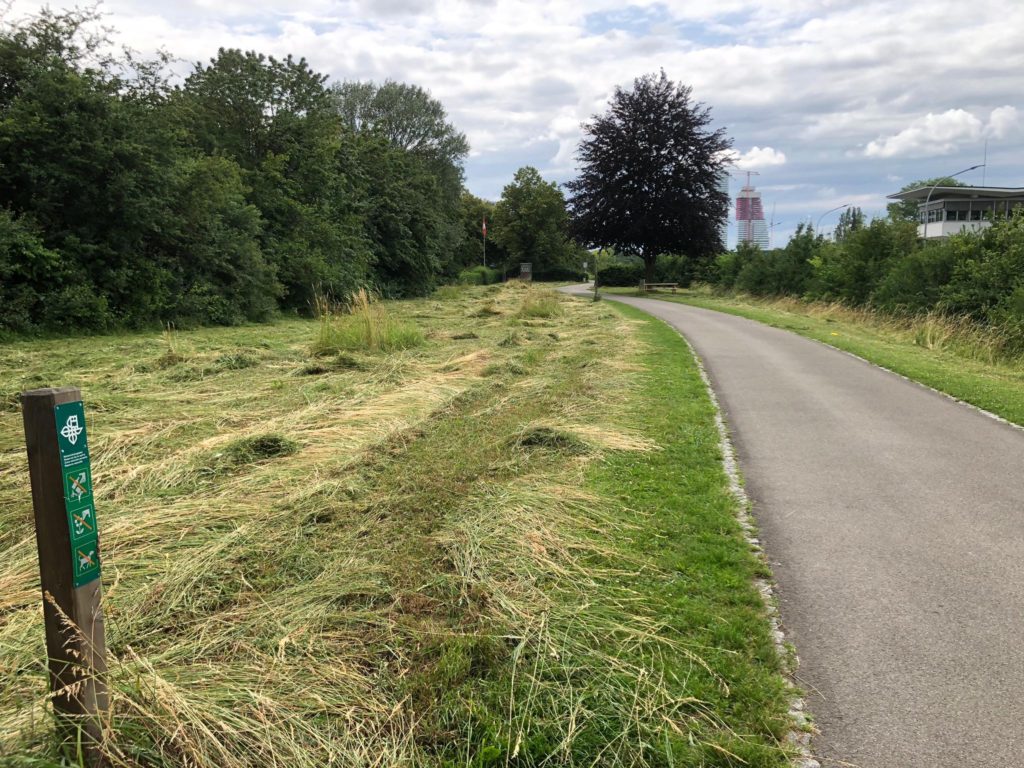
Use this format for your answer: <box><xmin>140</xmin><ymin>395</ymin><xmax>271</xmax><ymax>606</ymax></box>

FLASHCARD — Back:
<box><xmin>606</xmin><ymin>286</ymin><xmax>1024</xmax><ymax>427</ymax></box>
<box><xmin>0</xmin><ymin>284</ymin><xmax>794</xmax><ymax>766</ymax></box>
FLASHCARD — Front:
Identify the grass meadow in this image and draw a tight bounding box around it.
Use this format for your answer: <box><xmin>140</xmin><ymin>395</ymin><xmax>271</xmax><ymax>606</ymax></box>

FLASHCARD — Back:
<box><xmin>0</xmin><ymin>284</ymin><xmax>794</xmax><ymax>767</ymax></box>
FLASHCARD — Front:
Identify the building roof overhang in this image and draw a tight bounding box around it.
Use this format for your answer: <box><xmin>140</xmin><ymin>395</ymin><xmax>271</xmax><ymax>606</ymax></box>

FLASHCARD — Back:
<box><xmin>887</xmin><ymin>185</ymin><xmax>1024</xmax><ymax>202</ymax></box>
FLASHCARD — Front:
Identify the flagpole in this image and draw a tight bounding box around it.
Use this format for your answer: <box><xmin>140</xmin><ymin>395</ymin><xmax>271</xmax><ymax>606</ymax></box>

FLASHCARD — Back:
<box><xmin>482</xmin><ymin>217</ymin><xmax>487</xmax><ymax>267</ymax></box>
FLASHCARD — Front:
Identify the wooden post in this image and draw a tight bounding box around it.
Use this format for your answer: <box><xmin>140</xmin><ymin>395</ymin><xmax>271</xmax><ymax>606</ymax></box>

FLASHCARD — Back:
<box><xmin>22</xmin><ymin>387</ymin><xmax>108</xmax><ymax>764</ymax></box>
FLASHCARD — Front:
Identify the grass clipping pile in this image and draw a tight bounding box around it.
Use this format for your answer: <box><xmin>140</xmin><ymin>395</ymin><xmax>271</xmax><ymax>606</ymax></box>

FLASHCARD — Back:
<box><xmin>0</xmin><ymin>285</ymin><xmax>726</xmax><ymax>766</ymax></box>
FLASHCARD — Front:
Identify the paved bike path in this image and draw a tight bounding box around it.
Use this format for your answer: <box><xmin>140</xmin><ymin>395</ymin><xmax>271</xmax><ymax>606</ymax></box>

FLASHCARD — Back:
<box><xmin>571</xmin><ymin>289</ymin><xmax>1024</xmax><ymax>767</ymax></box>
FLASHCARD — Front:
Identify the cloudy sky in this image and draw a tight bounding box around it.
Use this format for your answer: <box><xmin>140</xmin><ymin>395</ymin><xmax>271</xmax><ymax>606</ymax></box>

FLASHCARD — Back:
<box><xmin>8</xmin><ymin>0</ymin><xmax>1022</xmax><ymax>246</ymax></box>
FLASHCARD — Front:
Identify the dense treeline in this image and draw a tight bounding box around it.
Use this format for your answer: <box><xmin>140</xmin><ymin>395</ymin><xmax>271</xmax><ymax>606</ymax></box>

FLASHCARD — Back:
<box><xmin>713</xmin><ymin>211</ymin><xmax>1024</xmax><ymax>351</ymax></box>
<box><xmin>0</xmin><ymin>10</ymin><xmax>490</xmax><ymax>333</ymax></box>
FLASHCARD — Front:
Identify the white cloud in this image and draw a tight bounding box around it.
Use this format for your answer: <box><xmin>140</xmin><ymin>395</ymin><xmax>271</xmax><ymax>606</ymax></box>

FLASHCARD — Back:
<box><xmin>863</xmin><ymin>104</ymin><xmax>1020</xmax><ymax>160</ymax></box>
<box><xmin>864</xmin><ymin>109</ymin><xmax>984</xmax><ymax>159</ymax></box>
<box><xmin>5</xmin><ymin>0</ymin><xmax>1024</xmax><ymax>244</ymax></box>
<box><xmin>985</xmin><ymin>106</ymin><xmax>1019</xmax><ymax>139</ymax></box>
<box><xmin>724</xmin><ymin>145</ymin><xmax>787</xmax><ymax>169</ymax></box>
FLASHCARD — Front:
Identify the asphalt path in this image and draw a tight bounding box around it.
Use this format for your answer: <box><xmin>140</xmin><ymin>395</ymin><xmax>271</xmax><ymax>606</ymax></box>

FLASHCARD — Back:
<box><xmin>565</xmin><ymin>287</ymin><xmax>1024</xmax><ymax>767</ymax></box>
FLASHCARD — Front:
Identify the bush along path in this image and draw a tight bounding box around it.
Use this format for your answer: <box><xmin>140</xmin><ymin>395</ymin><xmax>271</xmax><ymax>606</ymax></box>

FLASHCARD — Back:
<box><xmin>1</xmin><ymin>284</ymin><xmax>797</xmax><ymax>766</ymax></box>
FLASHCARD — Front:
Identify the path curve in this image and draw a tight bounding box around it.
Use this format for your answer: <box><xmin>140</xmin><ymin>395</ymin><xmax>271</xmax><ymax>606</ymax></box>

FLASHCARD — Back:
<box><xmin>566</xmin><ymin>287</ymin><xmax>1024</xmax><ymax>767</ymax></box>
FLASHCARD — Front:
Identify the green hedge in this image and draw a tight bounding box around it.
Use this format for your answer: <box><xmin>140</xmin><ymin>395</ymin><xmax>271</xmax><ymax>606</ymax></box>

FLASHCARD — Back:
<box><xmin>457</xmin><ymin>265</ymin><xmax>502</xmax><ymax>285</ymax></box>
<box><xmin>596</xmin><ymin>263</ymin><xmax>644</xmax><ymax>286</ymax></box>
<box><xmin>532</xmin><ymin>266</ymin><xmax>587</xmax><ymax>282</ymax></box>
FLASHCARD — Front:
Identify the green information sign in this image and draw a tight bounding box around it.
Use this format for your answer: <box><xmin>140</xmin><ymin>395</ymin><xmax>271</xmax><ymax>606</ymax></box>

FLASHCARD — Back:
<box><xmin>54</xmin><ymin>401</ymin><xmax>100</xmax><ymax>587</ymax></box>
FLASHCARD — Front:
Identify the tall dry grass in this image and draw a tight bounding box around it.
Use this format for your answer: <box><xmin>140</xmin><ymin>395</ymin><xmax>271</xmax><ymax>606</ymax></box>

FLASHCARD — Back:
<box><xmin>313</xmin><ymin>288</ymin><xmax>425</xmax><ymax>355</ymax></box>
<box><xmin>693</xmin><ymin>286</ymin><xmax>1024</xmax><ymax>367</ymax></box>
<box><xmin>517</xmin><ymin>286</ymin><xmax>565</xmax><ymax>318</ymax></box>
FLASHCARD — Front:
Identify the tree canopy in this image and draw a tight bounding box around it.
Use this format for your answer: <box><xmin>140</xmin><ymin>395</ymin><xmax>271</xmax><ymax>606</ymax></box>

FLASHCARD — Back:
<box><xmin>887</xmin><ymin>177</ymin><xmax>966</xmax><ymax>222</ymax></box>
<box><xmin>492</xmin><ymin>166</ymin><xmax>576</xmax><ymax>274</ymax></box>
<box><xmin>333</xmin><ymin>80</ymin><xmax>469</xmax><ymax>168</ymax></box>
<box><xmin>833</xmin><ymin>206</ymin><xmax>865</xmax><ymax>242</ymax></box>
<box><xmin>566</xmin><ymin>71</ymin><xmax>732</xmax><ymax>280</ymax></box>
<box><xmin>0</xmin><ymin>9</ymin><xmax>484</xmax><ymax>332</ymax></box>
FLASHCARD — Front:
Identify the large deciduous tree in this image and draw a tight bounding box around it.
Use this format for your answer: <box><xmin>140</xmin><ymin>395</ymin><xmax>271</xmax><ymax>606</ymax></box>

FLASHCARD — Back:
<box><xmin>333</xmin><ymin>80</ymin><xmax>469</xmax><ymax>171</ymax></box>
<box><xmin>566</xmin><ymin>71</ymin><xmax>731</xmax><ymax>281</ymax></box>
<box><xmin>492</xmin><ymin>166</ymin><xmax>574</xmax><ymax>274</ymax></box>
<box><xmin>180</xmin><ymin>49</ymin><xmax>369</xmax><ymax>310</ymax></box>
<box><xmin>333</xmin><ymin>79</ymin><xmax>469</xmax><ymax>293</ymax></box>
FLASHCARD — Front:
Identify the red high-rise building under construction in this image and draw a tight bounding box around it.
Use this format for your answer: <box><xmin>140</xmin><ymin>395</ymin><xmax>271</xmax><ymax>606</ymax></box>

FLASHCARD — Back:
<box><xmin>736</xmin><ymin>185</ymin><xmax>769</xmax><ymax>248</ymax></box>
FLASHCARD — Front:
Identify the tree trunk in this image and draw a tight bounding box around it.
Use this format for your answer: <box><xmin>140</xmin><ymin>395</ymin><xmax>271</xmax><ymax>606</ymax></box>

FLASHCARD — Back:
<box><xmin>643</xmin><ymin>256</ymin><xmax>656</xmax><ymax>283</ymax></box>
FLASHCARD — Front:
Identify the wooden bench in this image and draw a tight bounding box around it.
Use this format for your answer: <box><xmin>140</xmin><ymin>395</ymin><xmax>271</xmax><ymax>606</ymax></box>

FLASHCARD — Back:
<box><xmin>638</xmin><ymin>281</ymin><xmax>678</xmax><ymax>293</ymax></box>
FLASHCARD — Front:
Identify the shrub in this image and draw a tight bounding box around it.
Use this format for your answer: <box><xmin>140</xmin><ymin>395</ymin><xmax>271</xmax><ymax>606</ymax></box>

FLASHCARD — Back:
<box><xmin>941</xmin><ymin>211</ymin><xmax>1024</xmax><ymax>319</ymax></box>
<box><xmin>734</xmin><ymin>246</ymin><xmax>774</xmax><ymax>294</ymax></box>
<box><xmin>40</xmin><ymin>284</ymin><xmax>112</xmax><ymax>331</ymax></box>
<box><xmin>714</xmin><ymin>251</ymin><xmax>743</xmax><ymax>289</ymax></box>
<box><xmin>0</xmin><ymin>210</ymin><xmax>61</xmax><ymax>332</ymax></box>
<box><xmin>458</xmin><ymin>265</ymin><xmax>501</xmax><ymax>285</ymax></box>
<box><xmin>531</xmin><ymin>266</ymin><xmax>587</xmax><ymax>282</ymax></box>
<box><xmin>652</xmin><ymin>254</ymin><xmax>706</xmax><ymax>287</ymax></box>
<box><xmin>873</xmin><ymin>237</ymin><xmax>967</xmax><ymax>313</ymax></box>
<box><xmin>989</xmin><ymin>285</ymin><xmax>1024</xmax><ymax>354</ymax></box>
<box><xmin>596</xmin><ymin>262</ymin><xmax>643</xmax><ymax>287</ymax></box>
<box><xmin>808</xmin><ymin>219</ymin><xmax>919</xmax><ymax>304</ymax></box>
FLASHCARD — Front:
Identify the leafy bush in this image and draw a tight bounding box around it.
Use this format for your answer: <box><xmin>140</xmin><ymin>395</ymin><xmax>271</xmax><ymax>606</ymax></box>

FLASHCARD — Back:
<box><xmin>941</xmin><ymin>211</ymin><xmax>1024</xmax><ymax>318</ymax></box>
<box><xmin>807</xmin><ymin>219</ymin><xmax>918</xmax><ymax>304</ymax></box>
<box><xmin>873</xmin><ymin>237</ymin><xmax>967</xmax><ymax>313</ymax></box>
<box><xmin>531</xmin><ymin>266</ymin><xmax>587</xmax><ymax>282</ymax></box>
<box><xmin>596</xmin><ymin>262</ymin><xmax>643</xmax><ymax>286</ymax></box>
<box><xmin>730</xmin><ymin>226</ymin><xmax>820</xmax><ymax>297</ymax></box>
<box><xmin>714</xmin><ymin>250</ymin><xmax>744</xmax><ymax>289</ymax></box>
<box><xmin>0</xmin><ymin>210</ymin><xmax>63</xmax><ymax>332</ymax></box>
<box><xmin>734</xmin><ymin>246</ymin><xmax>774</xmax><ymax>295</ymax></box>
<box><xmin>652</xmin><ymin>253</ymin><xmax>708</xmax><ymax>287</ymax></box>
<box><xmin>458</xmin><ymin>265</ymin><xmax>502</xmax><ymax>285</ymax></box>
<box><xmin>40</xmin><ymin>285</ymin><xmax>112</xmax><ymax>332</ymax></box>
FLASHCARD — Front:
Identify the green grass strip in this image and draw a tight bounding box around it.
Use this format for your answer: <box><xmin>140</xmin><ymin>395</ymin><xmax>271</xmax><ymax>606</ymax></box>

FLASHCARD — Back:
<box><xmin>585</xmin><ymin>302</ymin><xmax>794</xmax><ymax>766</ymax></box>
